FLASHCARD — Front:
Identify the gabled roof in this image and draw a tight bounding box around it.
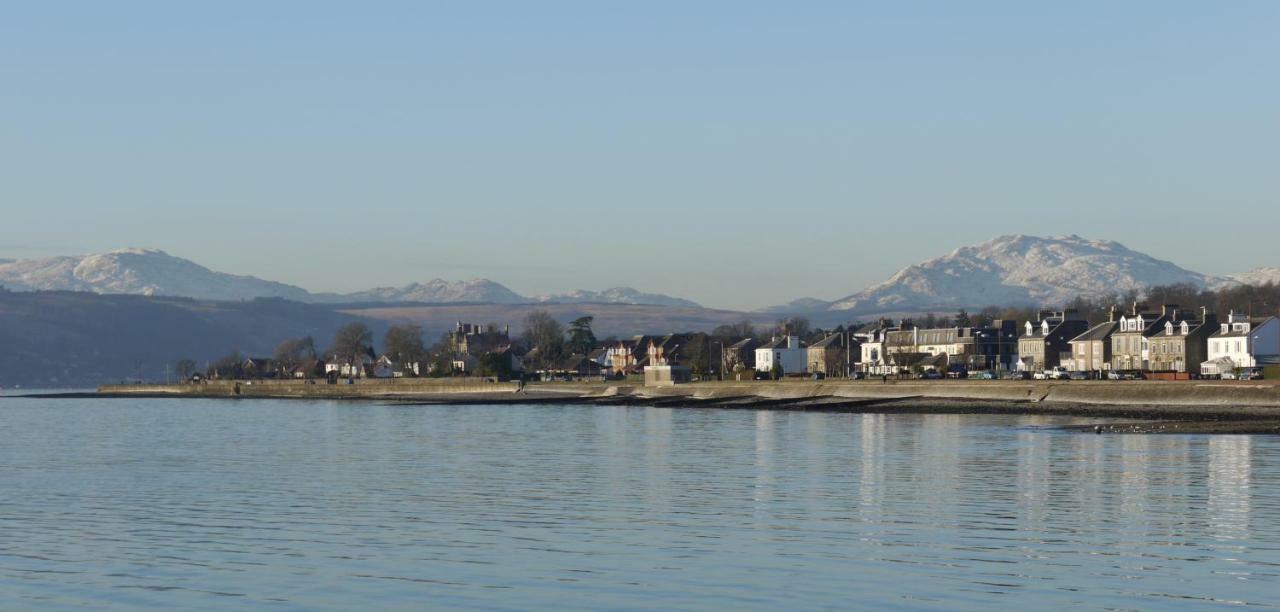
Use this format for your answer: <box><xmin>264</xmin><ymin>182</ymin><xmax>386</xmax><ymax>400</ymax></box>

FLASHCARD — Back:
<box><xmin>811</xmin><ymin>334</ymin><xmax>843</xmax><ymax>349</ymax></box>
<box><xmin>758</xmin><ymin>337</ymin><xmax>805</xmax><ymax>350</ymax></box>
<box><xmin>1212</xmin><ymin>316</ymin><xmax>1278</xmax><ymax>338</ymax></box>
<box><xmin>1071</xmin><ymin>321</ymin><xmax>1119</xmax><ymax>343</ymax></box>
<box><xmin>729</xmin><ymin>337</ymin><xmax>761</xmax><ymax>350</ymax></box>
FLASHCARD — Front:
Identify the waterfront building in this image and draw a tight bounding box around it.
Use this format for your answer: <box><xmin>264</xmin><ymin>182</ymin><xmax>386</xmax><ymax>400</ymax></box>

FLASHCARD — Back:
<box><xmin>881</xmin><ymin>322</ymin><xmax>1018</xmax><ymax>373</ymax></box>
<box><xmin>755</xmin><ymin>336</ymin><xmax>807</xmax><ymax>374</ymax></box>
<box><xmin>857</xmin><ymin>322</ymin><xmax>897</xmax><ymax>375</ymax></box>
<box><xmin>1147</xmin><ymin>308</ymin><xmax>1216</xmax><ymax>374</ymax></box>
<box><xmin>807</xmin><ymin>334</ymin><xmax>848</xmax><ymax>378</ymax></box>
<box><xmin>1017</xmin><ymin>310</ymin><xmax>1089</xmax><ymax>371</ymax></box>
<box><xmin>1067</xmin><ymin>315</ymin><xmax>1119</xmax><ymax>373</ymax></box>
<box><xmin>605</xmin><ymin>336</ymin><xmax>654</xmax><ymax>375</ymax></box>
<box><xmin>1111</xmin><ymin>304</ymin><xmax>1176</xmax><ymax>372</ymax></box>
<box><xmin>1202</xmin><ymin>313</ymin><xmax>1280</xmax><ymax>375</ymax></box>
<box><xmin>647</xmin><ymin>334</ymin><xmax>689</xmax><ymax>366</ymax></box>
<box><xmin>724</xmin><ymin>337</ymin><xmax>763</xmax><ymax>373</ymax></box>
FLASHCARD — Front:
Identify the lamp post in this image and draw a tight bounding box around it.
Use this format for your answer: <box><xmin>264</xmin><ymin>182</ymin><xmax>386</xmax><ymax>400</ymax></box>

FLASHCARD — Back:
<box><xmin>713</xmin><ymin>340</ymin><xmax>724</xmax><ymax>381</ymax></box>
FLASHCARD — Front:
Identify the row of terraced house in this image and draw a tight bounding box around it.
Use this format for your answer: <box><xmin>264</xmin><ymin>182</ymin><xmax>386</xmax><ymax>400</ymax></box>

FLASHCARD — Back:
<box><xmin>856</xmin><ymin>304</ymin><xmax>1280</xmax><ymax>377</ymax></box>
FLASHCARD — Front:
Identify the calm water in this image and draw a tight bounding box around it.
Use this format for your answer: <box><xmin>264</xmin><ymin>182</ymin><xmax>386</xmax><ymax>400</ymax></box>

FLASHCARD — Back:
<box><xmin>1</xmin><ymin>398</ymin><xmax>1278</xmax><ymax>610</ymax></box>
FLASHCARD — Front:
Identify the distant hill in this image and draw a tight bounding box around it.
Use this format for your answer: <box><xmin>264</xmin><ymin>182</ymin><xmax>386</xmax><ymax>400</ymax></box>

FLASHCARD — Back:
<box><xmin>767</xmin><ymin>235</ymin><xmax>1224</xmax><ymax>317</ymax></box>
<box><xmin>535</xmin><ymin>287</ymin><xmax>701</xmax><ymax>308</ymax></box>
<box><xmin>0</xmin><ymin>249</ymin><xmax>313</xmax><ymax>301</ymax></box>
<box><xmin>0</xmin><ymin>291</ymin><xmax>377</xmax><ymax>387</ymax></box>
<box><xmin>0</xmin><ymin>249</ymin><xmax>701</xmax><ymax>307</ymax></box>
<box><xmin>0</xmin><ymin>289</ymin><xmax>761</xmax><ymax>387</ymax></box>
<box><xmin>329</xmin><ymin>279</ymin><xmax>527</xmax><ymax>304</ymax></box>
<box><xmin>1229</xmin><ymin>267</ymin><xmax>1280</xmax><ymax>287</ymax></box>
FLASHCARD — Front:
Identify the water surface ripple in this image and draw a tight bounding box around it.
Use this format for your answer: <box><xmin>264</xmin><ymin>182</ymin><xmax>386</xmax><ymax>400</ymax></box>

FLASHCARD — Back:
<box><xmin>1</xmin><ymin>398</ymin><xmax>1277</xmax><ymax>609</ymax></box>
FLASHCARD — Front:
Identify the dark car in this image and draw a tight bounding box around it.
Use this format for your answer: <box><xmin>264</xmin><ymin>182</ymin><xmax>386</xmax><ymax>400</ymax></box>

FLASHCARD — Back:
<box><xmin>1004</xmin><ymin>371</ymin><xmax>1032</xmax><ymax>380</ymax></box>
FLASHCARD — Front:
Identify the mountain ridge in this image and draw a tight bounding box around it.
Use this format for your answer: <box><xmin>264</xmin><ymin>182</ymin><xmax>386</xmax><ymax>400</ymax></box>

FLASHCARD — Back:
<box><xmin>809</xmin><ymin>234</ymin><xmax>1229</xmax><ymax>316</ymax></box>
<box><xmin>0</xmin><ymin>249</ymin><xmax>700</xmax><ymax>307</ymax></box>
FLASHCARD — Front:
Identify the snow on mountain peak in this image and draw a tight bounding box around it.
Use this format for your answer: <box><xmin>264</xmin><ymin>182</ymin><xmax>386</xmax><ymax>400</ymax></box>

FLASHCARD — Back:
<box><xmin>826</xmin><ymin>235</ymin><xmax>1222</xmax><ymax>315</ymax></box>
<box><xmin>536</xmin><ymin>287</ymin><xmax>701</xmax><ymax>308</ymax></box>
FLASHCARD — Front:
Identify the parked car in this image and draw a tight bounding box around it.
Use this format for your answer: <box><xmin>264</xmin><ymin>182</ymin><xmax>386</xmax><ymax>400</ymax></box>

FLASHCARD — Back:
<box><xmin>811</xmin><ymin>372</ymin><xmax>826</xmax><ymax>380</ymax></box>
<box><xmin>1047</xmin><ymin>367</ymin><xmax>1071</xmax><ymax>380</ymax></box>
<box><xmin>1237</xmin><ymin>368</ymin><xmax>1264</xmax><ymax>380</ymax></box>
<box><xmin>852</xmin><ymin>371</ymin><xmax>867</xmax><ymax>380</ymax></box>
<box><xmin>969</xmin><ymin>370</ymin><xmax>997</xmax><ymax>380</ymax></box>
<box><xmin>1032</xmin><ymin>371</ymin><xmax>1048</xmax><ymax>380</ymax></box>
<box><xmin>1005</xmin><ymin>371</ymin><xmax>1032</xmax><ymax>380</ymax></box>
<box><xmin>919</xmin><ymin>369</ymin><xmax>943</xmax><ymax>380</ymax></box>
<box><xmin>1106</xmin><ymin>371</ymin><xmax>1125</xmax><ymax>380</ymax></box>
<box><xmin>1068</xmin><ymin>371</ymin><xmax>1090</xmax><ymax>380</ymax></box>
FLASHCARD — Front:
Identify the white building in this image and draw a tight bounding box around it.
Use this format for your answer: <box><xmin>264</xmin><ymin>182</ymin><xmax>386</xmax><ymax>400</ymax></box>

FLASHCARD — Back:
<box><xmin>1202</xmin><ymin>313</ymin><xmax>1280</xmax><ymax>375</ymax></box>
<box><xmin>856</xmin><ymin>324</ymin><xmax>896</xmax><ymax>375</ymax></box>
<box><xmin>755</xmin><ymin>336</ymin><xmax>807</xmax><ymax>375</ymax></box>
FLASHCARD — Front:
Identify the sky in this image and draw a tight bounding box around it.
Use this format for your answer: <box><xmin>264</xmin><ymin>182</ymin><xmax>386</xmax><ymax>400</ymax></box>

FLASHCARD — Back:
<box><xmin>1</xmin><ymin>2</ymin><xmax>1277</xmax><ymax>310</ymax></box>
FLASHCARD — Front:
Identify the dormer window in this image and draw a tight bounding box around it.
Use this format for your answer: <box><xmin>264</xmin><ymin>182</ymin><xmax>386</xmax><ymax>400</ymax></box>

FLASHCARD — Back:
<box><xmin>1181</xmin><ymin>322</ymin><xmax>1189</xmax><ymax>334</ymax></box>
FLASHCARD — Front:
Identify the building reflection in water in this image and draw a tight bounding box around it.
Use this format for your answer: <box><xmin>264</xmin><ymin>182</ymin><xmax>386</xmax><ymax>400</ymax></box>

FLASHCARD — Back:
<box><xmin>1017</xmin><ymin>423</ymin><xmax>1052</xmax><ymax>528</ymax></box>
<box><xmin>754</xmin><ymin>411</ymin><xmax>775</xmax><ymax>518</ymax></box>
<box><xmin>1208</xmin><ymin>436</ymin><xmax>1252</xmax><ymax>542</ymax></box>
<box><xmin>643</xmin><ymin>407</ymin><xmax>673</xmax><ymax>511</ymax></box>
<box><xmin>859</xmin><ymin>414</ymin><xmax>885</xmax><ymax>520</ymax></box>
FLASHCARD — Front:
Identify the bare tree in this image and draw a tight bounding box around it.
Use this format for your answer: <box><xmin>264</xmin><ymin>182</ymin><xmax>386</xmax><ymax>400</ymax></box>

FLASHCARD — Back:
<box><xmin>175</xmin><ymin>359</ymin><xmax>197</xmax><ymax>381</ymax></box>
<box><xmin>383</xmin><ymin>325</ymin><xmax>426</xmax><ymax>372</ymax></box>
<box><xmin>774</xmin><ymin>316</ymin><xmax>810</xmax><ymax>339</ymax></box>
<box><xmin>713</xmin><ymin>320</ymin><xmax>757</xmax><ymax>339</ymax></box>
<box><xmin>329</xmin><ymin>323</ymin><xmax>373</xmax><ymax>366</ymax></box>
<box><xmin>522</xmin><ymin>310</ymin><xmax>566</xmax><ymax>368</ymax></box>
<box><xmin>273</xmin><ymin>336</ymin><xmax>316</xmax><ymax>374</ymax></box>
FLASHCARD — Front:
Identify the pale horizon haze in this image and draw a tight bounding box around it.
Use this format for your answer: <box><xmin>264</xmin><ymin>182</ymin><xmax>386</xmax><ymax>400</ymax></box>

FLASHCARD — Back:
<box><xmin>2</xmin><ymin>2</ymin><xmax>1277</xmax><ymax>310</ymax></box>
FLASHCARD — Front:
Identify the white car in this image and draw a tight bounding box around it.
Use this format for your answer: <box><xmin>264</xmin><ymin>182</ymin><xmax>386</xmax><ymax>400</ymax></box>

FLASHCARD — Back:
<box><xmin>1048</xmin><ymin>367</ymin><xmax>1071</xmax><ymax>380</ymax></box>
<box><xmin>1032</xmin><ymin>371</ymin><xmax>1048</xmax><ymax>380</ymax></box>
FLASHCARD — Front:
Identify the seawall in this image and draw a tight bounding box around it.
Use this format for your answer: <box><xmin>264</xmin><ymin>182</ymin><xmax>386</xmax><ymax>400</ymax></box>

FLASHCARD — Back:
<box><xmin>96</xmin><ymin>379</ymin><xmax>1280</xmax><ymax>408</ymax></box>
<box><xmin>98</xmin><ymin>378</ymin><xmax>520</xmax><ymax>399</ymax></box>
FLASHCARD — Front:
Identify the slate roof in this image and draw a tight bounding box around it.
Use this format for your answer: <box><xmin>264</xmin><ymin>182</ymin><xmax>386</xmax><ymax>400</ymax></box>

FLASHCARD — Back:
<box><xmin>1071</xmin><ymin>321</ymin><xmax>1119</xmax><ymax>343</ymax></box>
<box><xmin>810</xmin><ymin>334</ymin><xmax>843</xmax><ymax>349</ymax></box>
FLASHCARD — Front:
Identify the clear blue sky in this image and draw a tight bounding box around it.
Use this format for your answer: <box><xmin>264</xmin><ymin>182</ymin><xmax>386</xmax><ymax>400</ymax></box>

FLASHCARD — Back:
<box><xmin>1</xmin><ymin>2</ymin><xmax>1276</xmax><ymax>310</ymax></box>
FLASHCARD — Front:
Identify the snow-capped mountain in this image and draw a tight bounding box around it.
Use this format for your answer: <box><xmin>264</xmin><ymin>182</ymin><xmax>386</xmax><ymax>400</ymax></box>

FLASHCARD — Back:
<box><xmin>756</xmin><ymin>297</ymin><xmax>835</xmax><ymax>314</ymax></box>
<box><xmin>1228</xmin><ymin>267</ymin><xmax>1280</xmax><ymax>287</ymax></box>
<box><xmin>336</xmin><ymin>279</ymin><xmax>526</xmax><ymax>304</ymax></box>
<box><xmin>0</xmin><ymin>249</ymin><xmax>705</xmax><ymax>307</ymax></box>
<box><xmin>823</xmin><ymin>235</ymin><xmax>1224</xmax><ymax>315</ymax></box>
<box><xmin>536</xmin><ymin>287</ymin><xmax>701</xmax><ymax>308</ymax></box>
<box><xmin>0</xmin><ymin>248</ymin><xmax>313</xmax><ymax>301</ymax></box>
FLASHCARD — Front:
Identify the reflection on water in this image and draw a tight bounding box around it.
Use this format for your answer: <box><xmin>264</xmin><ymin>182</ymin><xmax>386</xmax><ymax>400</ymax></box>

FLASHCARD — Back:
<box><xmin>1209</xmin><ymin>436</ymin><xmax>1252</xmax><ymax>542</ymax></box>
<box><xmin>1</xmin><ymin>399</ymin><xmax>1278</xmax><ymax>609</ymax></box>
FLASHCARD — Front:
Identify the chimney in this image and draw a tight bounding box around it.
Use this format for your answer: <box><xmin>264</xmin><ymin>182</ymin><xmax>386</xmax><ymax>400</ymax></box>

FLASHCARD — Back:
<box><xmin>1108</xmin><ymin>305</ymin><xmax>1117</xmax><ymax>322</ymax></box>
<box><xmin>1162</xmin><ymin>304</ymin><xmax>1179</xmax><ymax>320</ymax></box>
<box><xmin>1132</xmin><ymin>301</ymin><xmax>1139</xmax><ymax>316</ymax></box>
<box><xmin>1202</xmin><ymin>307</ymin><xmax>1216</xmax><ymax>325</ymax></box>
